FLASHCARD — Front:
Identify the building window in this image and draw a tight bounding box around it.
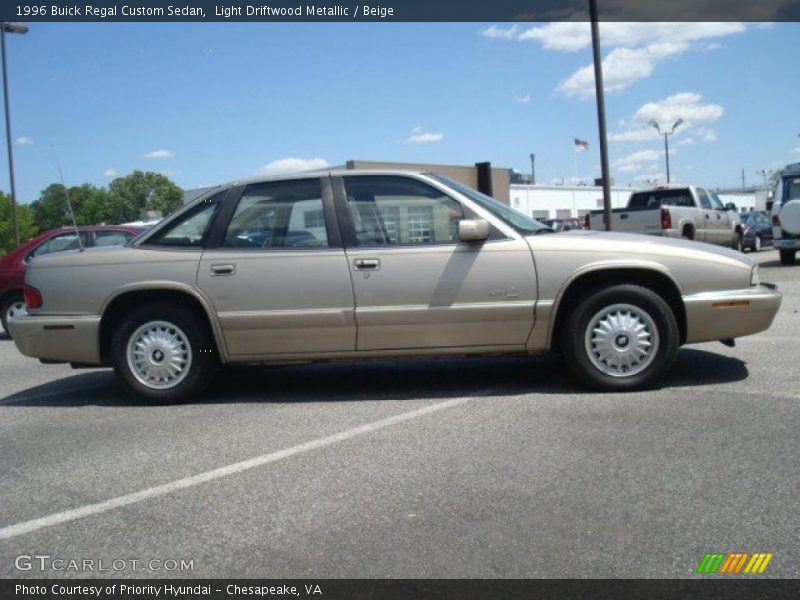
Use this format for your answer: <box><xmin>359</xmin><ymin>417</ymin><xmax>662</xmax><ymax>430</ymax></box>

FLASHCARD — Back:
<box><xmin>303</xmin><ymin>209</ymin><xmax>325</xmax><ymax>228</ymax></box>
<box><xmin>407</xmin><ymin>205</ymin><xmax>434</xmax><ymax>244</ymax></box>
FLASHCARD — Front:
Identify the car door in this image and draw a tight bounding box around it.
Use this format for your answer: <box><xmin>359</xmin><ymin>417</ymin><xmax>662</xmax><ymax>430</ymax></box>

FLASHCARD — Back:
<box><xmin>707</xmin><ymin>190</ymin><xmax>730</xmax><ymax>244</ymax></box>
<box><xmin>333</xmin><ymin>174</ymin><xmax>536</xmax><ymax>351</ymax></box>
<box><xmin>694</xmin><ymin>188</ymin><xmax>715</xmax><ymax>243</ymax></box>
<box><xmin>196</xmin><ymin>177</ymin><xmax>356</xmax><ymax>358</ymax></box>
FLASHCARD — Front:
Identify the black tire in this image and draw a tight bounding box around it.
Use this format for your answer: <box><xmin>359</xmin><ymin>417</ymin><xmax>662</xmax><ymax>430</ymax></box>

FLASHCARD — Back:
<box><xmin>779</xmin><ymin>249</ymin><xmax>797</xmax><ymax>266</ymax></box>
<box><xmin>562</xmin><ymin>284</ymin><xmax>679</xmax><ymax>392</ymax></box>
<box><xmin>0</xmin><ymin>292</ymin><xmax>25</xmax><ymax>339</ymax></box>
<box><xmin>681</xmin><ymin>227</ymin><xmax>694</xmax><ymax>241</ymax></box>
<box><xmin>110</xmin><ymin>303</ymin><xmax>219</xmax><ymax>402</ymax></box>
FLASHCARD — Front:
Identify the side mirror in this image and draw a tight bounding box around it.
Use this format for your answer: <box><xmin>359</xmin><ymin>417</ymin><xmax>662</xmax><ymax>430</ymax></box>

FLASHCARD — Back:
<box><xmin>724</xmin><ymin>202</ymin><xmax>737</xmax><ymax>212</ymax></box>
<box><xmin>458</xmin><ymin>219</ymin><xmax>490</xmax><ymax>242</ymax></box>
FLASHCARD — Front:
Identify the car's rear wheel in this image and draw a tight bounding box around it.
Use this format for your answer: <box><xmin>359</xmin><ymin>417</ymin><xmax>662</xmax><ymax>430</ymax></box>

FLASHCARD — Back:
<box><xmin>111</xmin><ymin>304</ymin><xmax>218</xmax><ymax>402</ymax></box>
<box><xmin>1</xmin><ymin>293</ymin><xmax>26</xmax><ymax>338</ymax></box>
<box><xmin>562</xmin><ymin>284</ymin><xmax>679</xmax><ymax>391</ymax></box>
<box><xmin>780</xmin><ymin>249</ymin><xmax>797</xmax><ymax>266</ymax></box>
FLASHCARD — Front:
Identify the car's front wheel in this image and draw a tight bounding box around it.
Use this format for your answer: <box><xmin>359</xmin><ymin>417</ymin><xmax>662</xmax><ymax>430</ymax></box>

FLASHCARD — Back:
<box><xmin>752</xmin><ymin>234</ymin><xmax>762</xmax><ymax>252</ymax></box>
<box><xmin>562</xmin><ymin>285</ymin><xmax>679</xmax><ymax>391</ymax></box>
<box><xmin>111</xmin><ymin>304</ymin><xmax>218</xmax><ymax>402</ymax></box>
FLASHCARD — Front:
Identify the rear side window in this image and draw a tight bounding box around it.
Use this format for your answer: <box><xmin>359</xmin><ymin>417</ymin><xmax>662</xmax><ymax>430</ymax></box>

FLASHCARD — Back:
<box><xmin>223</xmin><ymin>179</ymin><xmax>328</xmax><ymax>249</ymax></box>
<box><xmin>628</xmin><ymin>190</ymin><xmax>694</xmax><ymax>209</ymax></box>
<box><xmin>787</xmin><ymin>178</ymin><xmax>800</xmax><ymax>202</ymax></box>
<box><xmin>146</xmin><ymin>192</ymin><xmax>223</xmax><ymax>248</ymax></box>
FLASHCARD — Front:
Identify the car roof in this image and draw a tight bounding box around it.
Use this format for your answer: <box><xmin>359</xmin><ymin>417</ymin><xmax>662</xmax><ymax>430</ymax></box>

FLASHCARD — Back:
<box><xmin>225</xmin><ymin>169</ymin><xmax>431</xmax><ymax>187</ymax></box>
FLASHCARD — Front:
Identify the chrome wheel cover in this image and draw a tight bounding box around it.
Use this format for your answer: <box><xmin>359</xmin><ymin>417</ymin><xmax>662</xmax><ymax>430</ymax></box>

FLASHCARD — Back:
<box><xmin>126</xmin><ymin>321</ymin><xmax>192</xmax><ymax>390</ymax></box>
<box><xmin>584</xmin><ymin>303</ymin><xmax>659</xmax><ymax>378</ymax></box>
<box><xmin>5</xmin><ymin>300</ymin><xmax>27</xmax><ymax>323</ymax></box>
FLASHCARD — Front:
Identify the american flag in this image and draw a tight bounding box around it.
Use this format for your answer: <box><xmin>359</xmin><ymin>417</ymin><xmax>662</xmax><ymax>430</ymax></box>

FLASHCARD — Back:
<box><xmin>574</xmin><ymin>138</ymin><xmax>589</xmax><ymax>151</ymax></box>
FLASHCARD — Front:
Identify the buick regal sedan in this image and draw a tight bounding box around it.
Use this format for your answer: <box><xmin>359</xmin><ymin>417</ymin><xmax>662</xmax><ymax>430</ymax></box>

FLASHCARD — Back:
<box><xmin>8</xmin><ymin>171</ymin><xmax>782</xmax><ymax>401</ymax></box>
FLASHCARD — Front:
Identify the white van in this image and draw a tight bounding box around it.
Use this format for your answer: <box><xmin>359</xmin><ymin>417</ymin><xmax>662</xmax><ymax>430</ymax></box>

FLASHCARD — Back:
<box><xmin>771</xmin><ymin>162</ymin><xmax>800</xmax><ymax>265</ymax></box>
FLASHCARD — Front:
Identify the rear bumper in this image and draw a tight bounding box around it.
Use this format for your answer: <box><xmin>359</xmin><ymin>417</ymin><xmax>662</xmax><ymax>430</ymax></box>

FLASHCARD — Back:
<box><xmin>683</xmin><ymin>285</ymin><xmax>782</xmax><ymax>344</ymax></box>
<box><xmin>774</xmin><ymin>238</ymin><xmax>800</xmax><ymax>249</ymax></box>
<box><xmin>7</xmin><ymin>315</ymin><xmax>102</xmax><ymax>365</ymax></box>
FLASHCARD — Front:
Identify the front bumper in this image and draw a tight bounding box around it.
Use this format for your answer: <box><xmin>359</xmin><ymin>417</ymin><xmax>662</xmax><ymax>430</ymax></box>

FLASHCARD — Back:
<box><xmin>774</xmin><ymin>238</ymin><xmax>800</xmax><ymax>250</ymax></box>
<box><xmin>683</xmin><ymin>284</ymin><xmax>782</xmax><ymax>344</ymax></box>
<box><xmin>8</xmin><ymin>315</ymin><xmax>102</xmax><ymax>365</ymax></box>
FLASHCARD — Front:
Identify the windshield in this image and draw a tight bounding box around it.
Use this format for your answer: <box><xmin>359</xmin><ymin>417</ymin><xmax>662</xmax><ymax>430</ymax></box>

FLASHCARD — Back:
<box><xmin>429</xmin><ymin>173</ymin><xmax>547</xmax><ymax>234</ymax></box>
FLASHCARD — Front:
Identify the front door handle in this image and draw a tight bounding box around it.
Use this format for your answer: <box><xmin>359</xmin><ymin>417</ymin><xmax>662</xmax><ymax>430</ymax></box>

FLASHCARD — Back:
<box><xmin>354</xmin><ymin>258</ymin><xmax>380</xmax><ymax>271</ymax></box>
<box><xmin>210</xmin><ymin>263</ymin><xmax>236</xmax><ymax>276</ymax></box>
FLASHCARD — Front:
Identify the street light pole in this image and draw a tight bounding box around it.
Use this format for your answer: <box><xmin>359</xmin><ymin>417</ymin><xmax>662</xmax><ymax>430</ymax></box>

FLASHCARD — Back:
<box><xmin>589</xmin><ymin>0</ymin><xmax>612</xmax><ymax>231</ymax></box>
<box><xmin>649</xmin><ymin>118</ymin><xmax>683</xmax><ymax>184</ymax></box>
<box><xmin>1</xmin><ymin>22</ymin><xmax>28</xmax><ymax>249</ymax></box>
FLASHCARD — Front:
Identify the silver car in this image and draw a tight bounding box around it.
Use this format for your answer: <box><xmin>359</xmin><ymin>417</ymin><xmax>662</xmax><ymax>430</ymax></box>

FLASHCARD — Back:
<box><xmin>9</xmin><ymin>170</ymin><xmax>782</xmax><ymax>401</ymax></box>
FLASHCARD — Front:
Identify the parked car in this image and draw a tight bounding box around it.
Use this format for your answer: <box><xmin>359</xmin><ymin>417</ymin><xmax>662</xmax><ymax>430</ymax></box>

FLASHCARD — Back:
<box><xmin>740</xmin><ymin>211</ymin><xmax>773</xmax><ymax>252</ymax></box>
<box><xmin>542</xmin><ymin>218</ymin><xmax>583</xmax><ymax>232</ymax></box>
<box><xmin>586</xmin><ymin>185</ymin><xmax>744</xmax><ymax>250</ymax></box>
<box><xmin>0</xmin><ymin>225</ymin><xmax>142</xmax><ymax>336</ymax></box>
<box><xmin>770</xmin><ymin>162</ymin><xmax>800</xmax><ymax>265</ymax></box>
<box><xmin>9</xmin><ymin>171</ymin><xmax>781</xmax><ymax>401</ymax></box>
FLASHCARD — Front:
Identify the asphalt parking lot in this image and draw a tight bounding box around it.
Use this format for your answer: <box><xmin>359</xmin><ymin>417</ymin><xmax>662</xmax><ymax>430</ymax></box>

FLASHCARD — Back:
<box><xmin>0</xmin><ymin>250</ymin><xmax>798</xmax><ymax>579</ymax></box>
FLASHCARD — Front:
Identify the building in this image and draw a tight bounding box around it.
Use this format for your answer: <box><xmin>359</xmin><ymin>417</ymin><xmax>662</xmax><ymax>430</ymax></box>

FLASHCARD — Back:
<box><xmin>509</xmin><ymin>183</ymin><xmax>637</xmax><ymax>221</ymax></box>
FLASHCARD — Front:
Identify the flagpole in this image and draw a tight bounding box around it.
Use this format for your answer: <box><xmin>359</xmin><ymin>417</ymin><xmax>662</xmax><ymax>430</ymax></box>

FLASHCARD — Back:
<box><xmin>572</xmin><ymin>142</ymin><xmax>577</xmax><ymax>218</ymax></box>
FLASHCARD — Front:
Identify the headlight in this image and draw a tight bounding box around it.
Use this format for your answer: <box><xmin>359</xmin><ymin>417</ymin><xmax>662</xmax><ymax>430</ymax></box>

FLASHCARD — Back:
<box><xmin>750</xmin><ymin>265</ymin><xmax>760</xmax><ymax>286</ymax></box>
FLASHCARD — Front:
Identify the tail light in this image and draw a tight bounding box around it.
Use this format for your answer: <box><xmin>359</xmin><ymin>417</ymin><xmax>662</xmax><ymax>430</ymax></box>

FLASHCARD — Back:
<box><xmin>660</xmin><ymin>208</ymin><xmax>672</xmax><ymax>230</ymax></box>
<box><xmin>24</xmin><ymin>285</ymin><xmax>43</xmax><ymax>309</ymax></box>
<box><xmin>772</xmin><ymin>214</ymin><xmax>780</xmax><ymax>225</ymax></box>
<box><xmin>584</xmin><ymin>213</ymin><xmax>591</xmax><ymax>230</ymax></box>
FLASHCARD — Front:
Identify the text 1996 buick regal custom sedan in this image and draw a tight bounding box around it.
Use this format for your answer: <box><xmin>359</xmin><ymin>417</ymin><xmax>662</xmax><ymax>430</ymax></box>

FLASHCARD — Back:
<box><xmin>9</xmin><ymin>171</ymin><xmax>782</xmax><ymax>401</ymax></box>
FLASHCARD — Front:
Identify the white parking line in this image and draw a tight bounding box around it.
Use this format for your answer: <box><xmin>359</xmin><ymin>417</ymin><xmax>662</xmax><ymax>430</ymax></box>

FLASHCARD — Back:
<box><xmin>0</xmin><ymin>390</ymin><xmax>494</xmax><ymax>540</ymax></box>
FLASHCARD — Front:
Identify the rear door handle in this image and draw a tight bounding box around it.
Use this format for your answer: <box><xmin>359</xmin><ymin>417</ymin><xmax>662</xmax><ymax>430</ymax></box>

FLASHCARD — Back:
<box><xmin>354</xmin><ymin>258</ymin><xmax>380</xmax><ymax>270</ymax></box>
<box><xmin>210</xmin><ymin>263</ymin><xmax>236</xmax><ymax>276</ymax></box>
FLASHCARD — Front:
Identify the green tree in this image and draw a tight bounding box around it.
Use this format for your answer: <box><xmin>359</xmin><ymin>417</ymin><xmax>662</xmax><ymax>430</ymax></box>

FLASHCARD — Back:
<box><xmin>30</xmin><ymin>184</ymin><xmax>71</xmax><ymax>231</ymax></box>
<box><xmin>70</xmin><ymin>184</ymin><xmax>112</xmax><ymax>225</ymax></box>
<box><xmin>108</xmin><ymin>171</ymin><xmax>183</xmax><ymax>223</ymax></box>
<box><xmin>0</xmin><ymin>191</ymin><xmax>38</xmax><ymax>255</ymax></box>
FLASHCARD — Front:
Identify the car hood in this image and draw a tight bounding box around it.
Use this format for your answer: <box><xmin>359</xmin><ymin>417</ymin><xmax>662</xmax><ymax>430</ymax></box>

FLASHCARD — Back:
<box><xmin>527</xmin><ymin>230</ymin><xmax>754</xmax><ymax>268</ymax></box>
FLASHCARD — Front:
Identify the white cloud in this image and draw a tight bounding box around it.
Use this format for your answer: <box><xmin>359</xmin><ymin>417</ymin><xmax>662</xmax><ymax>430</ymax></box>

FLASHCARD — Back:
<box><xmin>791</xmin><ymin>147</ymin><xmax>800</xmax><ymax>154</ymax></box>
<box><xmin>512</xmin><ymin>95</ymin><xmax>531</xmax><ymax>104</ymax></box>
<box><xmin>104</xmin><ymin>169</ymin><xmax>118</xmax><ymax>177</ymax></box>
<box><xmin>143</xmin><ymin>149</ymin><xmax>174</xmax><ymax>158</ymax></box>
<box><xmin>405</xmin><ymin>128</ymin><xmax>444</xmax><ymax>144</ymax></box>
<box><xmin>610</xmin><ymin>93</ymin><xmax>723</xmax><ymax>144</ymax></box>
<box><xmin>705</xmin><ymin>42</ymin><xmax>723</xmax><ymax>51</ymax></box>
<box><xmin>485</xmin><ymin>22</ymin><xmax>747</xmax><ymax>97</ymax></box>
<box><xmin>480</xmin><ymin>25</ymin><xmax>519</xmax><ymax>39</ymax></box>
<box><xmin>632</xmin><ymin>92</ymin><xmax>723</xmax><ymax>125</ymax></box>
<box><xmin>612</xmin><ymin>149</ymin><xmax>663</xmax><ymax>173</ymax></box>
<box><xmin>256</xmin><ymin>157</ymin><xmax>328</xmax><ymax>176</ymax></box>
<box><xmin>16</xmin><ymin>136</ymin><xmax>34</xmax><ymax>145</ymax></box>
<box><xmin>676</xmin><ymin>137</ymin><xmax>695</xmax><ymax>146</ymax></box>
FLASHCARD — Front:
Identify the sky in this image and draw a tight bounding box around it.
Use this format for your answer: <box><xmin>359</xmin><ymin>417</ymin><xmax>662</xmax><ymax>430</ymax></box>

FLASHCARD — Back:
<box><xmin>2</xmin><ymin>21</ymin><xmax>799</xmax><ymax>203</ymax></box>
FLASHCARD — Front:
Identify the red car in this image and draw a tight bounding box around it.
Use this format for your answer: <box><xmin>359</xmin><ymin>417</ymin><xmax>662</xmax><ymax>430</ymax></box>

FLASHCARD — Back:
<box><xmin>0</xmin><ymin>225</ymin><xmax>142</xmax><ymax>337</ymax></box>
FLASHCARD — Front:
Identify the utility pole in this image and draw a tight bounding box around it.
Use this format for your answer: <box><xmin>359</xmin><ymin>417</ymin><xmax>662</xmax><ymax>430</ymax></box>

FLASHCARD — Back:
<box><xmin>741</xmin><ymin>168</ymin><xmax>746</xmax><ymax>189</ymax></box>
<box><xmin>1</xmin><ymin>23</ymin><xmax>29</xmax><ymax>249</ymax></box>
<box><xmin>648</xmin><ymin>118</ymin><xmax>683</xmax><ymax>183</ymax></box>
<box><xmin>589</xmin><ymin>0</ymin><xmax>612</xmax><ymax>231</ymax></box>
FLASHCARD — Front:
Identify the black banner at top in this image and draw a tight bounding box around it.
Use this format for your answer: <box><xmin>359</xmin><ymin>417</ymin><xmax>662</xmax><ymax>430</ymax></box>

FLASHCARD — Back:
<box><xmin>3</xmin><ymin>0</ymin><xmax>800</xmax><ymax>22</ymax></box>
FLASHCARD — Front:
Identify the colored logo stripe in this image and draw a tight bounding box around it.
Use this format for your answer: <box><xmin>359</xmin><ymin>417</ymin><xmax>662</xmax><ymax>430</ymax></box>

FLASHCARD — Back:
<box><xmin>697</xmin><ymin>552</ymin><xmax>773</xmax><ymax>574</ymax></box>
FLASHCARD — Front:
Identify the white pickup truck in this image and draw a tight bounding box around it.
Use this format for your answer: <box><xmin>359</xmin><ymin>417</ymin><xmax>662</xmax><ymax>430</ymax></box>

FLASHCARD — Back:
<box><xmin>586</xmin><ymin>185</ymin><xmax>743</xmax><ymax>250</ymax></box>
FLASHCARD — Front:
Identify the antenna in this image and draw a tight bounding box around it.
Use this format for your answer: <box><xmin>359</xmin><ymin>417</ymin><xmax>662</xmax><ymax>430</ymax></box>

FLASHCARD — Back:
<box><xmin>51</xmin><ymin>143</ymin><xmax>84</xmax><ymax>252</ymax></box>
